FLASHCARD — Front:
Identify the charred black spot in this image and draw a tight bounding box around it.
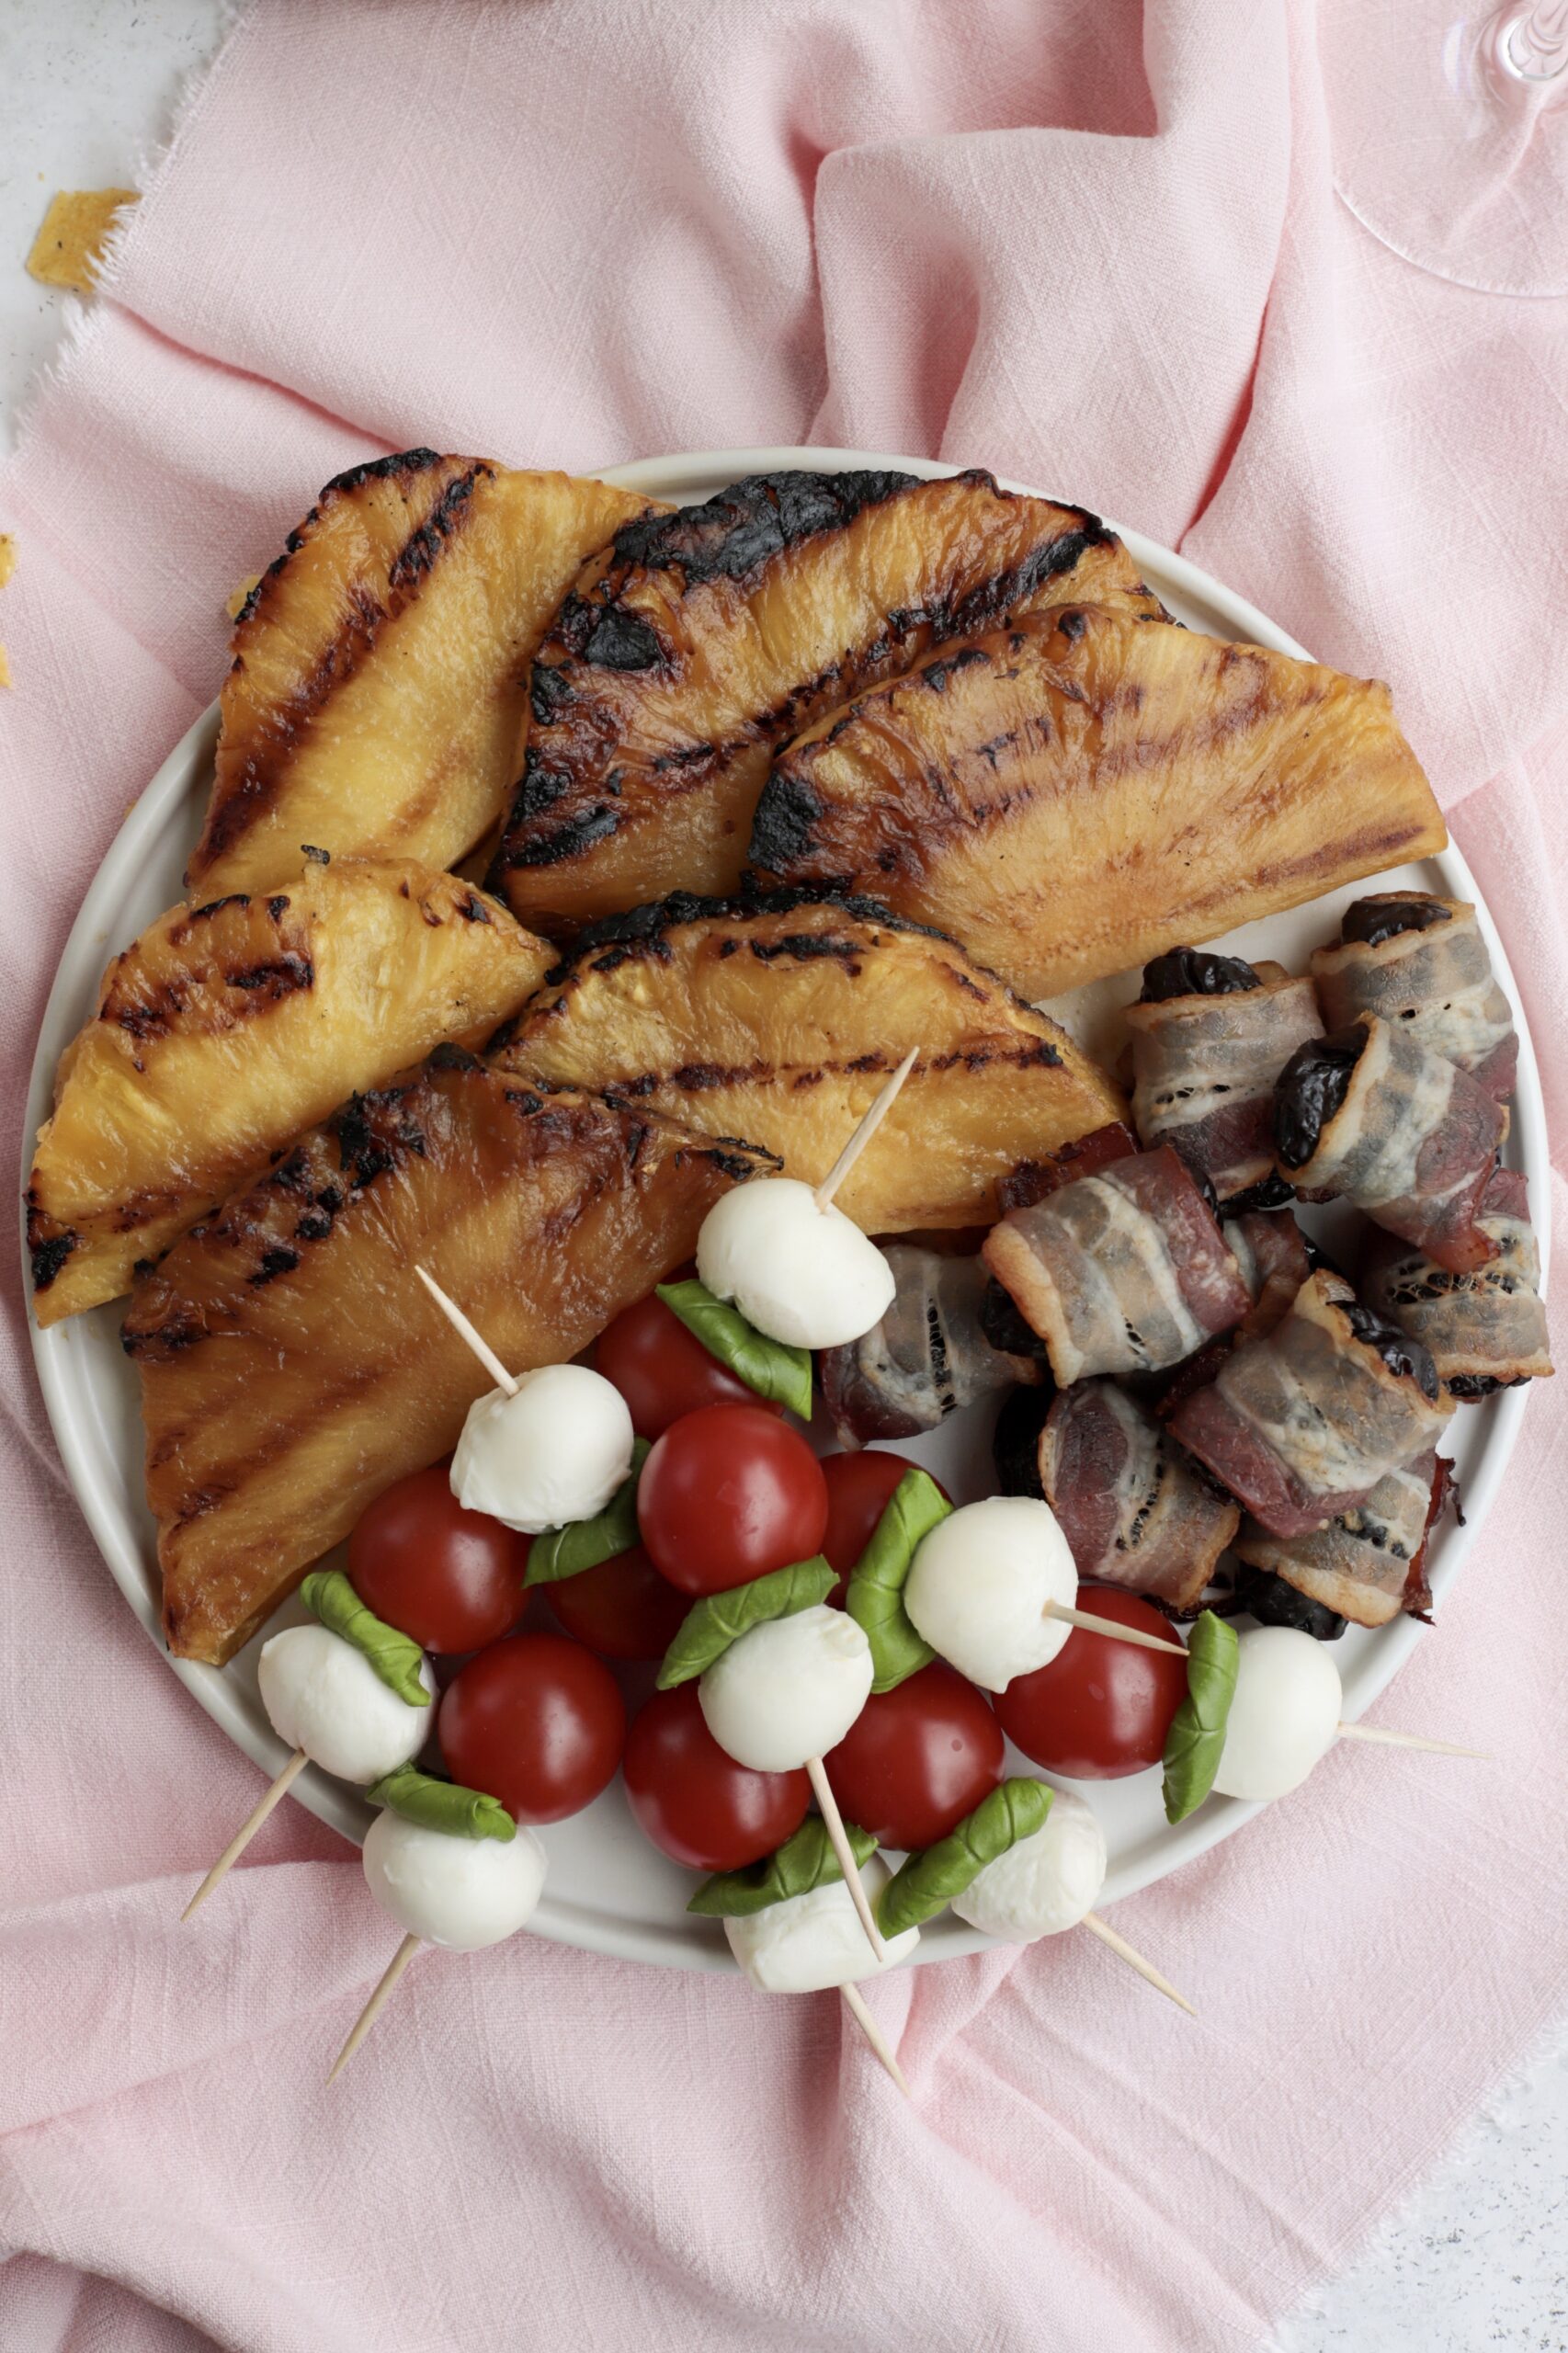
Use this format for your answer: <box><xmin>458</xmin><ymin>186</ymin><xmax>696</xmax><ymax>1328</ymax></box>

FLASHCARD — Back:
<box><xmin>506</xmin><ymin>1088</ymin><xmax>547</xmax><ymax>1115</ymax></box>
<box><xmin>387</xmin><ymin>466</ymin><xmax>484</xmax><ymax>596</ymax></box>
<box><xmin>292</xmin><ymin>1208</ymin><xmax>335</xmax><ymax>1242</ymax></box>
<box><xmin>117</xmin><ymin>1005</ymin><xmax>166</xmax><ymax>1042</ymax></box>
<box><xmin>562</xmin><ymin>884</ymin><xmax>948</xmax><ymax>966</ymax></box>
<box><xmin>508</xmin><ymin>804</ymin><xmax>620</xmax><ymax>869</ymax></box>
<box><xmin>187</xmin><ymin>894</ymin><xmax>249</xmax><ymax>924</ymax></box>
<box><xmin>249</xmin><ymin>1245</ymin><xmax>301</xmax><ymax>1286</ymax></box>
<box><xmin>315</xmin><ymin>1184</ymin><xmax>343</xmax><ymax>1215</ymax></box>
<box><xmin>456</xmin><ymin>892</ymin><xmax>491</xmax><ymax>924</ymax></box>
<box><xmin>228</xmin><ymin>955</ymin><xmax>314</xmax><ymax>995</ymax></box>
<box><xmin>1340</xmin><ymin>895</ymin><xmax>1452</xmax><ymax>949</ymax></box>
<box><xmin>747</xmin><ymin>933</ymin><xmax>859</xmax><ymax>964</ymax></box>
<box><xmin>529</xmin><ymin>663</ymin><xmax>574</xmax><ymax>724</ymax></box>
<box><xmin>428</xmin><ymin>1040</ymin><xmax>482</xmax><ymax>1074</ymax></box>
<box><xmin>301</xmin><ymin>843</ymin><xmax>331</xmax><ymax>864</ymax></box>
<box><xmin>266</xmin><ymin>895</ymin><xmax>290</xmax><ymax>920</ymax></box>
<box><xmin>1140</xmin><ymin>947</ymin><xmax>1262</xmax><ymax>1003</ymax></box>
<box><xmin>671</xmin><ymin>1062</ymin><xmax>742</xmax><ymax>1090</ymax></box>
<box><xmin>121</xmin><ymin>1313</ymin><xmax>205</xmax><ymax>1359</ymax></box>
<box><xmin>582</xmin><ymin>608</ymin><xmax>664</xmax><ymax>671</ymax></box>
<box><xmin>921</xmin><ymin>644</ymin><xmax>992</xmax><ymax>692</ymax></box>
<box><xmin>320</xmin><ymin>447</ymin><xmax>445</xmax><ymax>500</ymax></box>
<box><xmin>268</xmin><ymin>1150</ymin><xmax>314</xmax><ymax>1196</ymax></box>
<box><xmin>624</xmin><ymin>1120</ymin><xmax>651</xmax><ymax>1168</ymax></box>
<box><xmin>749</xmin><ymin>776</ymin><xmax>824</xmax><ymax>872</ymax></box>
<box><xmin>606</xmin><ymin>469</ymin><xmax>922</xmax><ymax>586</ymax></box>
<box><xmin>709</xmin><ymin>1144</ymin><xmax>773</xmax><ymax>1182</ymax></box>
<box><xmin>1054</xmin><ymin>607</ymin><xmax>1089</xmax><ymax>642</ymax></box>
<box><xmin>29</xmin><ymin>1227</ymin><xmax>78</xmax><ymax>1290</ymax></box>
<box><xmin>1274</xmin><ymin>1028</ymin><xmax>1366</xmax><ymax>1169</ymax></box>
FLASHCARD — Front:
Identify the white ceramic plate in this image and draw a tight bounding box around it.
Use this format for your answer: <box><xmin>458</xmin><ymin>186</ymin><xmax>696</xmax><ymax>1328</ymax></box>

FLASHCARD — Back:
<box><xmin>23</xmin><ymin>447</ymin><xmax>1549</xmax><ymax>1972</ymax></box>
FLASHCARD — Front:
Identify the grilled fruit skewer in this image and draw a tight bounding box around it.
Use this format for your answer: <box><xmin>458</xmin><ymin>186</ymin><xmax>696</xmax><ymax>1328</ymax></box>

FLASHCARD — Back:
<box><xmin>752</xmin><ymin>604</ymin><xmax>1447</xmax><ymax>1003</ymax></box>
<box><xmin>489</xmin><ymin>469</ymin><xmax>1164</xmax><ymax>936</ymax></box>
<box><xmin>28</xmin><ymin>860</ymin><xmax>552</xmax><ymax>1324</ymax></box>
<box><xmin>494</xmin><ymin>892</ymin><xmax>1126</xmax><ymax>1233</ymax></box>
<box><xmin>188</xmin><ymin>452</ymin><xmax>660</xmax><ymax>896</ymax></box>
<box><xmin>123</xmin><ymin>1054</ymin><xmax>778</xmax><ymax>1665</ymax></box>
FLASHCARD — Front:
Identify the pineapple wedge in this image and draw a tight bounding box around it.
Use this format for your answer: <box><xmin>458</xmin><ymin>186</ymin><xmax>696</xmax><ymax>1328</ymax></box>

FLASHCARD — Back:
<box><xmin>187</xmin><ymin>451</ymin><xmax>658</xmax><ymax>896</ymax></box>
<box><xmin>495</xmin><ymin>892</ymin><xmax>1126</xmax><ymax>1231</ymax></box>
<box><xmin>753</xmin><ymin>606</ymin><xmax>1448</xmax><ymax>1002</ymax></box>
<box><xmin>489</xmin><ymin>469</ymin><xmax>1163</xmax><ymax>937</ymax></box>
<box><xmin>126</xmin><ymin>1057</ymin><xmax>776</xmax><ymax>1665</ymax></box>
<box><xmin>28</xmin><ymin>860</ymin><xmax>551</xmax><ymax>1324</ymax></box>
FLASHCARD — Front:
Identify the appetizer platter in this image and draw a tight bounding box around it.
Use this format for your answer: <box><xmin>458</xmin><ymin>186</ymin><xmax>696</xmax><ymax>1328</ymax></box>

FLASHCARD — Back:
<box><xmin>23</xmin><ymin>447</ymin><xmax>1550</xmax><ymax>2036</ymax></box>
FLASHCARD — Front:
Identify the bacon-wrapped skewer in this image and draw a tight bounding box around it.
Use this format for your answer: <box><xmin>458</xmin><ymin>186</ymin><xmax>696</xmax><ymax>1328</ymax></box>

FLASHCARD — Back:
<box><xmin>983</xmin><ymin>1144</ymin><xmax>1252</xmax><ymax>1386</ymax></box>
<box><xmin>818</xmin><ymin>1245</ymin><xmax>1046</xmax><ymax>1445</ymax></box>
<box><xmin>1125</xmin><ymin>950</ymin><xmax>1323</xmax><ymax>1211</ymax></box>
<box><xmin>1273</xmin><ymin>1017</ymin><xmax>1506</xmax><ymax>1276</ymax></box>
<box><xmin>1040</xmin><ymin>1380</ymin><xmax>1239</xmax><ymax>1615</ymax></box>
<box><xmin>1361</xmin><ymin>1165</ymin><xmax>1553</xmax><ymax>1400</ymax></box>
<box><xmin>1311</xmin><ymin>894</ymin><xmax>1517</xmax><ymax>1102</ymax></box>
<box><xmin>1233</xmin><ymin>1449</ymin><xmax>1445</xmax><ymax>1630</ymax></box>
<box><xmin>1168</xmin><ymin>1270</ymin><xmax>1452</xmax><ymax>1539</ymax></box>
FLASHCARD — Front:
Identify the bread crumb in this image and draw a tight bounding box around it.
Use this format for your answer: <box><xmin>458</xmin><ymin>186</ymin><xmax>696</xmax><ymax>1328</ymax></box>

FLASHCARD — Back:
<box><xmin>27</xmin><ymin>189</ymin><xmax>139</xmax><ymax>293</ymax></box>
<box><xmin>226</xmin><ymin>574</ymin><xmax>262</xmax><ymax>621</ymax></box>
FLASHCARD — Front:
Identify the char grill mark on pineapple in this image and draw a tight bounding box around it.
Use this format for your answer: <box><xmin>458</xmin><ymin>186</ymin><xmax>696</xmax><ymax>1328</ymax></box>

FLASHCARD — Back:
<box><xmin>489</xmin><ymin>471</ymin><xmax>1163</xmax><ymax>935</ymax></box>
<box><xmin>126</xmin><ymin>1063</ymin><xmax>778</xmax><ymax>1664</ymax></box>
<box><xmin>753</xmin><ymin>604</ymin><xmax>1447</xmax><ymax>1002</ymax></box>
<box><xmin>197</xmin><ymin>454</ymin><xmax>492</xmax><ymax>871</ymax></box>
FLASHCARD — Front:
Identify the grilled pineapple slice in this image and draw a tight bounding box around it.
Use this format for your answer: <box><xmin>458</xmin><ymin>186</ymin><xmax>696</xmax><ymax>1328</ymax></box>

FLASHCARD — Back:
<box><xmin>187</xmin><ymin>451</ymin><xmax>658</xmax><ymax>895</ymax></box>
<box><xmin>126</xmin><ymin>1057</ymin><xmax>775</xmax><ymax>1665</ymax></box>
<box><xmin>488</xmin><ymin>470</ymin><xmax>1163</xmax><ymax>936</ymax></box>
<box><xmin>28</xmin><ymin>860</ymin><xmax>551</xmax><ymax>1323</ymax></box>
<box><xmin>495</xmin><ymin>892</ymin><xmax>1125</xmax><ymax>1231</ymax></box>
<box><xmin>753</xmin><ymin>606</ymin><xmax>1447</xmax><ymax>1003</ymax></box>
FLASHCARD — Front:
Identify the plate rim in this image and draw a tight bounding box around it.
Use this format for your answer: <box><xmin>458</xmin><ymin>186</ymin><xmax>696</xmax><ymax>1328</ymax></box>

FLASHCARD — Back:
<box><xmin>22</xmin><ymin>442</ymin><xmax>1550</xmax><ymax>1972</ymax></box>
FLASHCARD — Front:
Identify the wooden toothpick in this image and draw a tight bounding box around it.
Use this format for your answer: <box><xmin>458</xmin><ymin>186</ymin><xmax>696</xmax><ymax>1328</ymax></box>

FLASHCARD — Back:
<box><xmin>329</xmin><ymin>1933</ymin><xmax>422</xmax><ymax>2082</ymax></box>
<box><xmin>1080</xmin><ymin>1912</ymin><xmax>1197</xmax><ymax>2017</ymax></box>
<box><xmin>1045</xmin><ymin>1603</ymin><xmax>1187</xmax><ymax>1657</ymax></box>
<box><xmin>415</xmin><ymin>1264</ymin><xmax>518</xmax><ymax>1395</ymax></box>
<box><xmin>806</xmin><ymin>1756</ymin><xmax>885</xmax><ymax>1965</ymax></box>
<box><xmin>1337</xmin><ymin>1722</ymin><xmax>1490</xmax><ymax>1760</ymax></box>
<box><xmin>182</xmin><ymin>1748</ymin><xmax>308</xmax><ymax>1921</ymax></box>
<box><xmin>815</xmin><ymin>1048</ymin><xmax>920</xmax><ymax>1210</ymax></box>
<box><xmin>841</xmin><ymin>1983</ymin><xmax>910</xmax><ymax>2097</ymax></box>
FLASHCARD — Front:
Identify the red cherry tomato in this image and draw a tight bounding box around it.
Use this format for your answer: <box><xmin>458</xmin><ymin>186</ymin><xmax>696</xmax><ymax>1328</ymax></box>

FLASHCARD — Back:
<box><xmin>596</xmin><ymin>1290</ymin><xmax>780</xmax><ymax>1440</ymax></box>
<box><xmin>438</xmin><ymin>1633</ymin><xmax>625</xmax><ymax>1823</ymax></box>
<box><xmin>819</xmin><ymin>1449</ymin><xmax>949</xmax><ymax>1605</ymax></box>
<box><xmin>994</xmin><ymin>1584</ymin><xmax>1188</xmax><ymax>1779</ymax></box>
<box><xmin>637</xmin><ymin>1404</ymin><xmax>828</xmax><ymax>1597</ymax></box>
<box><xmin>347</xmin><ymin>1465</ymin><xmax>530</xmax><ymax>1653</ymax></box>
<box><xmin>541</xmin><ymin>1541</ymin><xmax>689</xmax><ymax>1662</ymax></box>
<box><xmin>622</xmin><ymin>1683</ymin><xmax>811</xmax><ymax>1870</ymax></box>
<box><xmin>824</xmin><ymin>1661</ymin><xmax>1003</xmax><ymax>1851</ymax></box>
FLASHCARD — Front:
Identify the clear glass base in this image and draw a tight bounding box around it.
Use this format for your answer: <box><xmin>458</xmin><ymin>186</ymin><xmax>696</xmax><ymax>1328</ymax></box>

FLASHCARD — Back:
<box><xmin>1320</xmin><ymin>1</ymin><xmax>1568</xmax><ymax>297</ymax></box>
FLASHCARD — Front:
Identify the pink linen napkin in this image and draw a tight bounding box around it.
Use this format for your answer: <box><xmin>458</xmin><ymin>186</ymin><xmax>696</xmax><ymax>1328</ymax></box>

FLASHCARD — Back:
<box><xmin>2</xmin><ymin>5</ymin><xmax>1565</xmax><ymax>2348</ymax></box>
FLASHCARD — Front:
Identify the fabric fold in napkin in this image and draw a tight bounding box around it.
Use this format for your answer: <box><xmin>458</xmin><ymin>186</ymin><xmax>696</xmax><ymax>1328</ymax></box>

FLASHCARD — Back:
<box><xmin>1</xmin><ymin>5</ymin><xmax>1565</xmax><ymax>2349</ymax></box>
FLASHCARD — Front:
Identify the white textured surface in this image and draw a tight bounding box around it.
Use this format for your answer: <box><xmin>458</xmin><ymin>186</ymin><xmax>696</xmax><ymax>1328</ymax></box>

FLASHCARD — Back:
<box><xmin>2</xmin><ymin>4</ymin><xmax>1565</xmax><ymax>2345</ymax></box>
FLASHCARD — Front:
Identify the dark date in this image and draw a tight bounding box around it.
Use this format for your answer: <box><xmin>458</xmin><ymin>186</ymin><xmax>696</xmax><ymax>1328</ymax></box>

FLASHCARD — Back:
<box><xmin>1139</xmin><ymin>947</ymin><xmax>1262</xmax><ymax>1003</ymax></box>
<box><xmin>1272</xmin><ymin>1028</ymin><xmax>1366</xmax><ymax>1170</ymax></box>
<box><xmin>992</xmin><ymin>1382</ymin><xmax>1054</xmax><ymax>1500</ymax></box>
<box><xmin>1236</xmin><ymin>1567</ymin><xmax>1347</xmax><ymax>1642</ymax></box>
<box><xmin>1340</xmin><ymin>895</ymin><xmax>1451</xmax><ymax>949</ymax></box>
<box><xmin>1342</xmin><ymin>1302</ymin><xmax>1441</xmax><ymax>1401</ymax></box>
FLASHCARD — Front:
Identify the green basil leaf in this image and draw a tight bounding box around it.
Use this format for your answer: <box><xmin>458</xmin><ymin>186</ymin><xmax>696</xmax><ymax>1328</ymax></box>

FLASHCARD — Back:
<box><xmin>687</xmin><ymin>1815</ymin><xmax>878</xmax><ymax>1916</ymax></box>
<box><xmin>299</xmin><ymin>1568</ymin><xmax>429</xmax><ymax>1707</ymax></box>
<box><xmin>367</xmin><ymin>1765</ymin><xmax>516</xmax><ymax>1842</ymax></box>
<box><xmin>656</xmin><ymin>1555</ymin><xmax>836</xmax><ymax>1688</ymax></box>
<box><xmin>845</xmin><ymin>1466</ymin><xmax>949</xmax><ymax>1692</ymax></box>
<box><xmin>526</xmin><ymin>1438</ymin><xmax>652</xmax><ymax>1586</ymax></box>
<box><xmin>1162</xmin><ymin>1609</ymin><xmax>1238</xmax><ymax>1824</ymax></box>
<box><xmin>655</xmin><ymin>1279</ymin><xmax>814</xmax><ymax>1420</ymax></box>
<box><xmin>876</xmin><ymin>1778</ymin><xmax>1053</xmax><ymax>1939</ymax></box>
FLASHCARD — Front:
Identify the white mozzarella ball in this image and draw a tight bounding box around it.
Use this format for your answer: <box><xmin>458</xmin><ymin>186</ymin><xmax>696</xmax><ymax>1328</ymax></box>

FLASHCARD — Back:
<box><xmin>951</xmin><ymin>1789</ymin><xmax>1107</xmax><ymax>1941</ymax></box>
<box><xmin>257</xmin><ymin>1624</ymin><xmax>434</xmax><ymax>1783</ymax></box>
<box><xmin>903</xmin><ymin>1495</ymin><xmax>1076</xmax><ymax>1692</ymax></box>
<box><xmin>696</xmin><ymin>1177</ymin><xmax>896</xmax><ymax>1350</ymax></box>
<box><xmin>699</xmin><ymin>1605</ymin><xmax>873</xmax><ymax>1772</ymax></box>
<box><xmin>724</xmin><ymin>1853</ymin><xmax>920</xmax><ymax>1992</ymax></box>
<box><xmin>361</xmin><ymin>1810</ymin><xmax>548</xmax><ymax>1951</ymax></box>
<box><xmin>1211</xmin><ymin>1626</ymin><xmax>1343</xmax><ymax>1802</ymax></box>
<box><xmin>450</xmin><ymin>1362</ymin><xmax>633</xmax><ymax>1534</ymax></box>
